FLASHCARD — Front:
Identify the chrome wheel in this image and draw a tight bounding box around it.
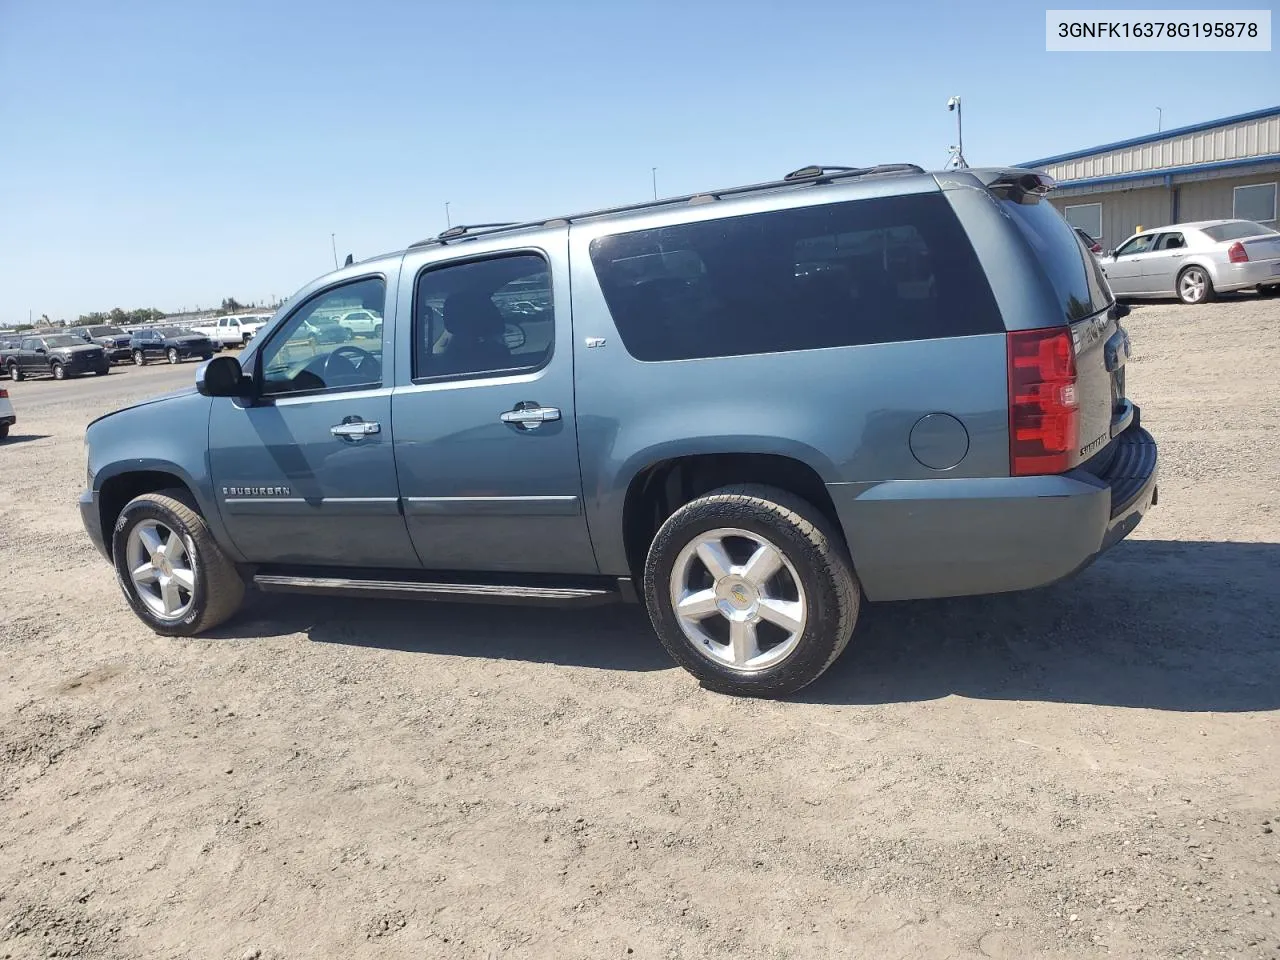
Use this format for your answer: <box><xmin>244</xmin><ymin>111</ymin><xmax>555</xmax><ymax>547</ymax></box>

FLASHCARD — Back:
<box><xmin>669</xmin><ymin>527</ymin><xmax>807</xmax><ymax>672</ymax></box>
<box><xmin>167</xmin><ymin>347</ymin><xmax>179</xmax><ymax>364</ymax></box>
<box><xmin>125</xmin><ymin>519</ymin><xmax>196</xmax><ymax>621</ymax></box>
<box><xmin>133</xmin><ymin>350</ymin><xmax>145</xmax><ymax>366</ymax></box>
<box><xmin>1179</xmin><ymin>268</ymin><xmax>1207</xmax><ymax>303</ymax></box>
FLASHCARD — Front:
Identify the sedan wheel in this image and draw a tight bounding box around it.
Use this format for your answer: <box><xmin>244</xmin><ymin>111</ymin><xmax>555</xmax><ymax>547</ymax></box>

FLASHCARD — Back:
<box><xmin>1177</xmin><ymin>266</ymin><xmax>1214</xmax><ymax>305</ymax></box>
<box><xmin>167</xmin><ymin>347</ymin><xmax>180</xmax><ymax>364</ymax></box>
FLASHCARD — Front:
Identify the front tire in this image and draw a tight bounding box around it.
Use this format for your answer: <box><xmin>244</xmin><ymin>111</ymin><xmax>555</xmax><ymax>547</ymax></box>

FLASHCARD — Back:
<box><xmin>111</xmin><ymin>492</ymin><xmax>245</xmax><ymax>636</ymax></box>
<box><xmin>643</xmin><ymin>484</ymin><xmax>860</xmax><ymax>698</ymax></box>
<box><xmin>1177</xmin><ymin>265</ymin><xmax>1214</xmax><ymax>305</ymax></box>
<box><xmin>133</xmin><ymin>349</ymin><xmax>146</xmax><ymax>366</ymax></box>
<box><xmin>167</xmin><ymin>347</ymin><xmax>180</xmax><ymax>364</ymax></box>
<box><xmin>51</xmin><ymin>361</ymin><xmax>66</xmax><ymax>380</ymax></box>
<box><xmin>8</xmin><ymin>363</ymin><xmax>22</xmax><ymax>382</ymax></box>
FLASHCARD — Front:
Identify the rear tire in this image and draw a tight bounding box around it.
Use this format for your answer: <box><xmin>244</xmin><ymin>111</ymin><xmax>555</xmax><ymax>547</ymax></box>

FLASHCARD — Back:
<box><xmin>1260</xmin><ymin>283</ymin><xmax>1280</xmax><ymax>298</ymax></box>
<box><xmin>643</xmin><ymin>483</ymin><xmax>860</xmax><ymax>698</ymax></box>
<box><xmin>111</xmin><ymin>491</ymin><xmax>245</xmax><ymax>636</ymax></box>
<box><xmin>1177</xmin><ymin>265</ymin><xmax>1214</xmax><ymax>305</ymax></box>
<box><xmin>133</xmin><ymin>349</ymin><xmax>146</xmax><ymax>366</ymax></box>
<box><xmin>95</xmin><ymin>368</ymin><xmax>108</xmax><ymax>376</ymax></box>
<box><xmin>0</xmin><ymin>423</ymin><xmax>9</xmax><ymax>439</ymax></box>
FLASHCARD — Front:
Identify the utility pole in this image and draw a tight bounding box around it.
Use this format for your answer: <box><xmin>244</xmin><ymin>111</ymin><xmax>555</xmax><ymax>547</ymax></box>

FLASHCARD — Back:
<box><xmin>946</xmin><ymin>96</ymin><xmax>967</xmax><ymax>169</ymax></box>
<box><xmin>1157</xmin><ymin>106</ymin><xmax>1163</xmax><ymax>132</ymax></box>
<box><xmin>330</xmin><ymin>233</ymin><xmax>338</xmax><ymax>270</ymax></box>
<box><xmin>651</xmin><ymin>167</ymin><xmax>658</xmax><ymax>200</ymax></box>
<box><xmin>444</xmin><ymin>201</ymin><xmax>451</xmax><ymax>227</ymax></box>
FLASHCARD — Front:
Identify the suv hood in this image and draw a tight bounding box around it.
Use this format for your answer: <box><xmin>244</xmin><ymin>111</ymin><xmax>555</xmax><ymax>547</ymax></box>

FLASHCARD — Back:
<box><xmin>85</xmin><ymin>385</ymin><xmax>198</xmax><ymax>429</ymax></box>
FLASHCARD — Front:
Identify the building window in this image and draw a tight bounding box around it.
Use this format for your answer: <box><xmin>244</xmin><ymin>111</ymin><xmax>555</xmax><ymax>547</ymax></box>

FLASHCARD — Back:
<box><xmin>1233</xmin><ymin>182</ymin><xmax>1277</xmax><ymax>224</ymax></box>
<box><xmin>1063</xmin><ymin>202</ymin><xmax>1103</xmax><ymax>241</ymax></box>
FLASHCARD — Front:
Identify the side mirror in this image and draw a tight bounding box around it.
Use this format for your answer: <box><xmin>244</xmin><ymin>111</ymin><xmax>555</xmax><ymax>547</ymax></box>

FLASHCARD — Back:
<box><xmin>196</xmin><ymin>355</ymin><xmax>253</xmax><ymax>398</ymax></box>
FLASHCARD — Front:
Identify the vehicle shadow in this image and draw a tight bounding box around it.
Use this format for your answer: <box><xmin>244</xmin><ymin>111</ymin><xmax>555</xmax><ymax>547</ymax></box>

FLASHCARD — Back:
<box><xmin>0</xmin><ymin>433</ymin><xmax>52</xmax><ymax>445</ymax></box>
<box><xmin>804</xmin><ymin>539</ymin><xmax>1280</xmax><ymax>712</ymax></box>
<box><xmin>218</xmin><ymin>593</ymin><xmax>672</xmax><ymax>673</ymax></box>
<box><xmin>210</xmin><ymin>540</ymin><xmax>1280</xmax><ymax>710</ymax></box>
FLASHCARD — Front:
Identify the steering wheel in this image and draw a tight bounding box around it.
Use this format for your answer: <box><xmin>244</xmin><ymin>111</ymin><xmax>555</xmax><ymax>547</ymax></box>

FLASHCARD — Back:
<box><xmin>322</xmin><ymin>344</ymin><xmax>378</xmax><ymax>384</ymax></box>
<box><xmin>502</xmin><ymin>322</ymin><xmax>526</xmax><ymax>350</ymax></box>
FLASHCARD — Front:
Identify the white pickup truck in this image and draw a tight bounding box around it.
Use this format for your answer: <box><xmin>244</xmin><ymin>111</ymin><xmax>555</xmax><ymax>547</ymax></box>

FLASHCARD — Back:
<box><xmin>192</xmin><ymin>314</ymin><xmax>272</xmax><ymax>349</ymax></box>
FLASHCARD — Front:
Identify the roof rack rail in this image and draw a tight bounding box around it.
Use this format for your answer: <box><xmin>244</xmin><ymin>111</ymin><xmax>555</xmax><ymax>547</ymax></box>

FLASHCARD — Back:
<box><xmin>437</xmin><ymin>222</ymin><xmax>519</xmax><ymax>241</ymax></box>
<box><xmin>407</xmin><ymin>163</ymin><xmax>926</xmax><ymax>249</ymax></box>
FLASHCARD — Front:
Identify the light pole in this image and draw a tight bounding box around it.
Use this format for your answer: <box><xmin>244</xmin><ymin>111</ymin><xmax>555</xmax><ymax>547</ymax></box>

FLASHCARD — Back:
<box><xmin>947</xmin><ymin>96</ymin><xmax>967</xmax><ymax>169</ymax></box>
<box><xmin>651</xmin><ymin>167</ymin><xmax>658</xmax><ymax>200</ymax></box>
<box><xmin>330</xmin><ymin>233</ymin><xmax>338</xmax><ymax>269</ymax></box>
<box><xmin>1157</xmin><ymin>106</ymin><xmax>1163</xmax><ymax>132</ymax></box>
<box><xmin>445</xmin><ymin>201</ymin><xmax>451</xmax><ymax>227</ymax></box>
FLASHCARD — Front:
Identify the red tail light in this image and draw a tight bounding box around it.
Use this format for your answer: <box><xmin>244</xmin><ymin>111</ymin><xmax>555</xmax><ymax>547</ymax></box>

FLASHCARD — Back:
<box><xmin>0</xmin><ymin>388</ymin><xmax>7</xmax><ymax>398</ymax></box>
<box><xmin>1090</xmin><ymin>241</ymin><xmax>1102</xmax><ymax>254</ymax></box>
<box><xmin>1007</xmin><ymin>328</ymin><xmax>1079</xmax><ymax>476</ymax></box>
<box><xmin>1228</xmin><ymin>241</ymin><xmax>1248</xmax><ymax>263</ymax></box>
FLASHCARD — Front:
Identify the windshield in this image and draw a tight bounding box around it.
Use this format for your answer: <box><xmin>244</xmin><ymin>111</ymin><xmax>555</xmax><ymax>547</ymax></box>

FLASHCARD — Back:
<box><xmin>154</xmin><ymin>327</ymin><xmax>184</xmax><ymax>337</ymax></box>
<box><xmin>1202</xmin><ymin>221</ymin><xmax>1279</xmax><ymax>242</ymax></box>
<box><xmin>1002</xmin><ymin>197</ymin><xmax>1113</xmax><ymax>321</ymax></box>
<box><xmin>44</xmin><ymin>335</ymin><xmax>82</xmax><ymax>348</ymax></box>
<box><xmin>88</xmin><ymin>326</ymin><xmax>126</xmax><ymax>337</ymax></box>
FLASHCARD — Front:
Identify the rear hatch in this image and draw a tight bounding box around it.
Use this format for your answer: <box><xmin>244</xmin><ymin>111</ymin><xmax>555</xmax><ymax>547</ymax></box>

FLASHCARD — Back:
<box><xmin>989</xmin><ymin>174</ymin><xmax>1130</xmax><ymax>475</ymax></box>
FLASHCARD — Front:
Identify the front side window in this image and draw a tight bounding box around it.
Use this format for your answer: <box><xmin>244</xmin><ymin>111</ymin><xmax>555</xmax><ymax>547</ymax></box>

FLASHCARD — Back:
<box><xmin>412</xmin><ymin>253</ymin><xmax>554</xmax><ymax>380</ymax></box>
<box><xmin>259</xmin><ymin>276</ymin><xmax>385</xmax><ymax>396</ymax></box>
<box><xmin>590</xmin><ymin>193</ymin><xmax>1003</xmax><ymax>362</ymax></box>
<box><xmin>1116</xmin><ymin>234</ymin><xmax>1158</xmax><ymax>257</ymax></box>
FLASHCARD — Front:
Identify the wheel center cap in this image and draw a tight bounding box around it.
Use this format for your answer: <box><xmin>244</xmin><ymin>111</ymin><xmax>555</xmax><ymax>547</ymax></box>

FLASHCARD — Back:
<box><xmin>715</xmin><ymin>577</ymin><xmax>759</xmax><ymax>620</ymax></box>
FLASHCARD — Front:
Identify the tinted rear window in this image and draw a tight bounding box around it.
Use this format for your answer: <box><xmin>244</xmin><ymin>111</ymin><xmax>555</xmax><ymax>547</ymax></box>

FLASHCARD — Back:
<box><xmin>1001</xmin><ymin>199</ymin><xmax>1112</xmax><ymax>322</ymax></box>
<box><xmin>1202</xmin><ymin>221</ymin><xmax>1278</xmax><ymax>242</ymax></box>
<box><xmin>589</xmin><ymin>192</ymin><xmax>1003</xmax><ymax>362</ymax></box>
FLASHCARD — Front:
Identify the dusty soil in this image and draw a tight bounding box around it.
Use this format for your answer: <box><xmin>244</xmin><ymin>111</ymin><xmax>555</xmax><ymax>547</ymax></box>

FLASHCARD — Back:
<box><xmin>2</xmin><ymin>300</ymin><xmax>1279</xmax><ymax>960</ymax></box>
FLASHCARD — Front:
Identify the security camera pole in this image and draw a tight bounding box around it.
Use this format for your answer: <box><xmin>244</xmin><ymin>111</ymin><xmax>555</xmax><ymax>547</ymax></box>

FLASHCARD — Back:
<box><xmin>947</xmin><ymin>96</ymin><xmax>967</xmax><ymax>169</ymax></box>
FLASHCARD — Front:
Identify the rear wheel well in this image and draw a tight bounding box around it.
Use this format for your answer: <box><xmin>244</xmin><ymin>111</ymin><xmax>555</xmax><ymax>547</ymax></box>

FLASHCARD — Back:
<box><xmin>622</xmin><ymin>454</ymin><xmax>844</xmax><ymax>580</ymax></box>
<box><xmin>98</xmin><ymin>471</ymin><xmax>195</xmax><ymax>559</ymax></box>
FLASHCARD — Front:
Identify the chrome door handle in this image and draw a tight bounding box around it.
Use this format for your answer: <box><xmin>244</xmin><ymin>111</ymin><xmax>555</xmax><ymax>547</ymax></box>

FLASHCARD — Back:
<box><xmin>330</xmin><ymin>420</ymin><xmax>380</xmax><ymax>438</ymax></box>
<box><xmin>500</xmin><ymin>402</ymin><xmax>561</xmax><ymax>430</ymax></box>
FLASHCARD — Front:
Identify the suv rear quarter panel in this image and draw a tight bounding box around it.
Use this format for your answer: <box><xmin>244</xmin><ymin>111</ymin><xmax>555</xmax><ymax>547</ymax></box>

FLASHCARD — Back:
<box><xmin>567</xmin><ymin>180</ymin><xmax>1014</xmax><ymax>583</ymax></box>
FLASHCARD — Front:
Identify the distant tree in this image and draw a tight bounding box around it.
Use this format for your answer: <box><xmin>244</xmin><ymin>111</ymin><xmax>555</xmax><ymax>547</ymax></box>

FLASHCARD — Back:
<box><xmin>220</xmin><ymin>297</ymin><xmax>244</xmax><ymax>314</ymax></box>
<box><xmin>39</xmin><ymin>313</ymin><xmax>51</xmax><ymax>325</ymax></box>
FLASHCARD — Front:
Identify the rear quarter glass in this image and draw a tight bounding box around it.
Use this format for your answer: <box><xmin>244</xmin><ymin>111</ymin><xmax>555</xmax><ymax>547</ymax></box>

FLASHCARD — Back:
<box><xmin>588</xmin><ymin>192</ymin><xmax>1004</xmax><ymax>363</ymax></box>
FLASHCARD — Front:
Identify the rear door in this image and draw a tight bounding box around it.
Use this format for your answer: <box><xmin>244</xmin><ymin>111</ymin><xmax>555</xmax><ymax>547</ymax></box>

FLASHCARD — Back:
<box><xmin>19</xmin><ymin>338</ymin><xmax>42</xmax><ymax>375</ymax></box>
<box><xmin>390</xmin><ymin>230</ymin><xmax>596</xmax><ymax>574</ymax></box>
<box><xmin>1141</xmin><ymin>231</ymin><xmax>1188</xmax><ymax>293</ymax></box>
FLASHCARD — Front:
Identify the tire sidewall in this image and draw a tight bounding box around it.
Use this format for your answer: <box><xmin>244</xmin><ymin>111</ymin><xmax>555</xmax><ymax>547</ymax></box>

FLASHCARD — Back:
<box><xmin>111</xmin><ymin>497</ymin><xmax>213</xmax><ymax>635</ymax></box>
<box><xmin>51</xmin><ymin>362</ymin><xmax>65</xmax><ymax>380</ymax></box>
<box><xmin>1179</xmin><ymin>267</ymin><xmax>1209</xmax><ymax>304</ymax></box>
<box><xmin>644</xmin><ymin>497</ymin><xmax>849</xmax><ymax>695</ymax></box>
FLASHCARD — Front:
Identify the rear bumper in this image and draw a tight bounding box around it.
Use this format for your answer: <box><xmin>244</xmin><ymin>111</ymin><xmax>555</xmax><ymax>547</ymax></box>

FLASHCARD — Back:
<box><xmin>79</xmin><ymin>489</ymin><xmax>109</xmax><ymax>560</ymax></box>
<box><xmin>829</xmin><ymin>422</ymin><xmax>1158</xmax><ymax>602</ymax></box>
<box><xmin>1216</xmin><ymin>258</ymin><xmax>1280</xmax><ymax>290</ymax></box>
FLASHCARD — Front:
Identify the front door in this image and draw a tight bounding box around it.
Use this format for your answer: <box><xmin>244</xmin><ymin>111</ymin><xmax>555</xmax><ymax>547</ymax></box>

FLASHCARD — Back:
<box><xmin>390</xmin><ymin>236</ymin><xmax>596</xmax><ymax>574</ymax></box>
<box><xmin>1101</xmin><ymin>233</ymin><xmax>1159</xmax><ymax>294</ymax></box>
<box><xmin>208</xmin><ymin>273</ymin><xmax>419</xmax><ymax>568</ymax></box>
<box><xmin>1141</xmin><ymin>231</ymin><xmax>1187</xmax><ymax>294</ymax></box>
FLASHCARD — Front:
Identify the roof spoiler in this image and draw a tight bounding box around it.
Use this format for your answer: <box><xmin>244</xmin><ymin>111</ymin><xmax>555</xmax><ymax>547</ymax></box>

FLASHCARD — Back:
<box><xmin>972</xmin><ymin>168</ymin><xmax>1057</xmax><ymax>204</ymax></box>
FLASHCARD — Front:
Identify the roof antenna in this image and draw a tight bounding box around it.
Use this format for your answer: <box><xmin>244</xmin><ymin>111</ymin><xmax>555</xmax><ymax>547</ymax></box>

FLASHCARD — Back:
<box><xmin>344</xmin><ymin>253</ymin><xmax>353</xmax><ymax>267</ymax></box>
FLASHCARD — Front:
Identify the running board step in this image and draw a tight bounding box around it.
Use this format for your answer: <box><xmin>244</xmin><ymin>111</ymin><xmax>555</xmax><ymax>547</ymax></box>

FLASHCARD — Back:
<box><xmin>252</xmin><ymin>573</ymin><xmax>623</xmax><ymax>607</ymax></box>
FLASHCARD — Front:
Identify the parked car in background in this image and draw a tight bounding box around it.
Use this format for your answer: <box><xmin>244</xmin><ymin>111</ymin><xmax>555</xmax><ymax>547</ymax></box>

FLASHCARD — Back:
<box><xmin>79</xmin><ymin>162</ymin><xmax>1157</xmax><ymax>698</ymax></box>
<box><xmin>0</xmin><ymin>386</ymin><xmax>15</xmax><ymax>438</ymax></box>
<box><xmin>300</xmin><ymin>316</ymin><xmax>354</xmax><ymax>346</ymax></box>
<box><xmin>1074</xmin><ymin>227</ymin><xmax>1103</xmax><ymax>254</ymax></box>
<box><xmin>130</xmin><ymin>327</ymin><xmax>215</xmax><ymax>365</ymax></box>
<box><xmin>1098</xmin><ymin>219</ymin><xmax>1280</xmax><ymax>304</ymax></box>
<box><xmin>336</xmin><ymin>309</ymin><xmax>381</xmax><ymax>338</ymax></box>
<box><xmin>6</xmin><ymin>334</ymin><xmax>109</xmax><ymax>380</ymax></box>
<box><xmin>193</xmin><ymin>314</ymin><xmax>270</xmax><ymax>348</ymax></box>
<box><xmin>70</xmin><ymin>324</ymin><xmax>134</xmax><ymax>363</ymax></box>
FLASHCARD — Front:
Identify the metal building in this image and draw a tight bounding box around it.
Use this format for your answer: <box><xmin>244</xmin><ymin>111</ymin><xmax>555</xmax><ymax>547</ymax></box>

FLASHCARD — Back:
<box><xmin>1021</xmin><ymin>105</ymin><xmax>1280</xmax><ymax>251</ymax></box>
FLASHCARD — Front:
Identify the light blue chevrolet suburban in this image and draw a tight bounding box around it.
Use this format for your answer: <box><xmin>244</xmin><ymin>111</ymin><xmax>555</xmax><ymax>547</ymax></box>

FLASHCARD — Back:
<box><xmin>79</xmin><ymin>163</ymin><xmax>1158</xmax><ymax>697</ymax></box>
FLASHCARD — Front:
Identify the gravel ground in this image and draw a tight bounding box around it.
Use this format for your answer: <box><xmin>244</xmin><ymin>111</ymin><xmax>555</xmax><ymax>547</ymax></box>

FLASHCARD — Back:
<box><xmin>1</xmin><ymin>299</ymin><xmax>1279</xmax><ymax>960</ymax></box>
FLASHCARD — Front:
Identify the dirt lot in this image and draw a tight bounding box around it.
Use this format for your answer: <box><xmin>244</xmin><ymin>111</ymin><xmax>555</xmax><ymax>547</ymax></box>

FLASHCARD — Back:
<box><xmin>2</xmin><ymin>300</ymin><xmax>1279</xmax><ymax>960</ymax></box>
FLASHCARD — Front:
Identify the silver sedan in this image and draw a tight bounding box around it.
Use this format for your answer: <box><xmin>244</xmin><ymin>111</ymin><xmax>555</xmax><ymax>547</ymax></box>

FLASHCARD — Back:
<box><xmin>1097</xmin><ymin>219</ymin><xmax>1280</xmax><ymax>304</ymax></box>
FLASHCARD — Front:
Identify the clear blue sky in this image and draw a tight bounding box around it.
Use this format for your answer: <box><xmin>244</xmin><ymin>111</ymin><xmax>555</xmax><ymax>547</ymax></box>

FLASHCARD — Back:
<box><xmin>1</xmin><ymin>0</ymin><xmax>1276</xmax><ymax>322</ymax></box>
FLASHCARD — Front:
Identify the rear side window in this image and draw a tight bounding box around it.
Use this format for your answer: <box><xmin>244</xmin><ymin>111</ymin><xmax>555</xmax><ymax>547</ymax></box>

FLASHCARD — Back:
<box><xmin>1001</xmin><ymin>198</ymin><xmax>1112</xmax><ymax>322</ymax></box>
<box><xmin>589</xmin><ymin>193</ymin><xmax>1003</xmax><ymax>362</ymax></box>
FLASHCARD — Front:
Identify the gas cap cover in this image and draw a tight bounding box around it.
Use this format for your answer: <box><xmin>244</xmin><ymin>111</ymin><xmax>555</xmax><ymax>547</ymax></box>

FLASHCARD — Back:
<box><xmin>909</xmin><ymin>413</ymin><xmax>969</xmax><ymax>470</ymax></box>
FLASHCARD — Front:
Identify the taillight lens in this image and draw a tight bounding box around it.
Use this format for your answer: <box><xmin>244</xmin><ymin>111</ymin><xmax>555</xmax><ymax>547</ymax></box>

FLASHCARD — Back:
<box><xmin>0</xmin><ymin>389</ymin><xmax>7</xmax><ymax>398</ymax></box>
<box><xmin>1228</xmin><ymin>241</ymin><xmax>1248</xmax><ymax>263</ymax></box>
<box><xmin>1007</xmin><ymin>328</ymin><xmax>1079</xmax><ymax>476</ymax></box>
<box><xmin>1090</xmin><ymin>242</ymin><xmax>1102</xmax><ymax>254</ymax></box>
